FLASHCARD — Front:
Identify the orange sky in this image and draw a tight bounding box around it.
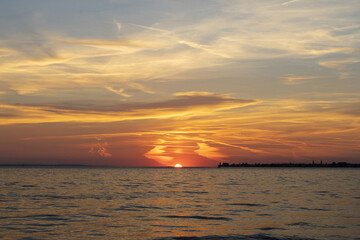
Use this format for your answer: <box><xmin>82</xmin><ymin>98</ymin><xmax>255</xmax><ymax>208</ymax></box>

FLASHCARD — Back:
<box><xmin>0</xmin><ymin>0</ymin><xmax>359</xmax><ymax>166</ymax></box>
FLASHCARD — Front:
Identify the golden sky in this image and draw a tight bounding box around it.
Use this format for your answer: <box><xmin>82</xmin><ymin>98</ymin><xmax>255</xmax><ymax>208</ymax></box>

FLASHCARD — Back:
<box><xmin>0</xmin><ymin>0</ymin><xmax>359</xmax><ymax>166</ymax></box>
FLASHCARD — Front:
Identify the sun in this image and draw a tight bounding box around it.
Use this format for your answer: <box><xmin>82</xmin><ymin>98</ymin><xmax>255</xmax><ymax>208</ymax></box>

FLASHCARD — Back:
<box><xmin>174</xmin><ymin>163</ymin><xmax>183</xmax><ymax>168</ymax></box>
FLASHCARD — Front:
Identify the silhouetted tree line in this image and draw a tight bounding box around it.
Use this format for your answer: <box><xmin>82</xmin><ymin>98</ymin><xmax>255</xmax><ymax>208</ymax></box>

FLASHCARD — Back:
<box><xmin>218</xmin><ymin>161</ymin><xmax>360</xmax><ymax>168</ymax></box>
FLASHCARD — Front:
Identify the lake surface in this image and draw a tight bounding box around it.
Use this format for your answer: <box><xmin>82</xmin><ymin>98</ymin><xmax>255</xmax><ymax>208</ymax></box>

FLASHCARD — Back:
<box><xmin>0</xmin><ymin>167</ymin><xmax>359</xmax><ymax>240</ymax></box>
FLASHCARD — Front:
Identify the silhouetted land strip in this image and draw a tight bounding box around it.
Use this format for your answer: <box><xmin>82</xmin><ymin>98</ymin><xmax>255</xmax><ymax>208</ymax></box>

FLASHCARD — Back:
<box><xmin>0</xmin><ymin>163</ymin><xmax>359</xmax><ymax>168</ymax></box>
<box><xmin>218</xmin><ymin>162</ymin><xmax>360</xmax><ymax>168</ymax></box>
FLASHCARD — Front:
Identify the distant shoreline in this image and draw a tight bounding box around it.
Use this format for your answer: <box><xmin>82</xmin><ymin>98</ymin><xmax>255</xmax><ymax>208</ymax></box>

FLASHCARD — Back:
<box><xmin>217</xmin><ymin>162</ymin><xmax>360</xmax><ymax>168</ymax></box>
<box><xmin>0</xmin><ymin>162</ymin><xmax>359</xmax><ymax>168</ymax></box>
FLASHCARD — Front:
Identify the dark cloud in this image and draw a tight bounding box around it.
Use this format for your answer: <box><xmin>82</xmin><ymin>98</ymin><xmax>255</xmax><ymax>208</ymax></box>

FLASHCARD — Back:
<box><xmin>15</xmin><ymin>92</ymin><xmax>258</xmax><ymax>113</ymax></box>
<box><xmin>0</xmin><ymin>108</ymin><xmax>21</xmax><ymax>118</ymax></box>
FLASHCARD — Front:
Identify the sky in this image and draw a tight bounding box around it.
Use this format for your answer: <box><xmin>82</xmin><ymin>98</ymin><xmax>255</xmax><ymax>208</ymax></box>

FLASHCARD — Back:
<box><xmin>0</xmin><ymin>0</ymin><xmax>359</xmax><ymax>167</ymax></box>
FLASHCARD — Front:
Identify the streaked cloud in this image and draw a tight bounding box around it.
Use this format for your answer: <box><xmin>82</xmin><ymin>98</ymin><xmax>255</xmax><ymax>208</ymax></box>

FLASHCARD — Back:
<box><xmin>195</xmin><ymin>143</ymin><xmax>227</xmax><ymax>160</ymax></box>
<box><xmin>127</xmin><ymin>82</ymin><xmax>155</xmax><ymax>94</ymax></box>
<box><xmin>282</xmin><ymin>0</ymin><xmax>302</xmax><ymax>6</ymax></box>
<box><xmin>0</xmin><ymin>0</ymin><xmax>359</xmax><ymax>166</ymax></box>
<box><xmin>0</xmin><ymin>93</ymin><xmax>259</xmax><ymax>125</ymax></box>
<box><xmin>105</xmin><ymin>86</ymin><xmax>132</xmax><ymax>98</ymax></box>
<box><xmin>282</xmin><ymin>75</ymin><xmax>323</xmax><ymax>85</ymax></box>
<box><xmin>318</xmin><ymin>58</ymin><xmax>360</xmax><ymax>69</ymax></box>
<box><xmin>133</xmin><ymin>23</ymin><xmax>231</xmax><ymax>58</ymax></box>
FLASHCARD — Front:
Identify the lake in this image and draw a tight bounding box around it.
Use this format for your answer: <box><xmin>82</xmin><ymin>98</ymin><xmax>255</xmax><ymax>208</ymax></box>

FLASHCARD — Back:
<box><xmin>1</xmin><ymin>167</ymin><xmax>359</xmax><ymax>239</ymax></box>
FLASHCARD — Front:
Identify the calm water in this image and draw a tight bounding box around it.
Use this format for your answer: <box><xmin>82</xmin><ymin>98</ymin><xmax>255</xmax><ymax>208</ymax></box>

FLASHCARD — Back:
<box><xmin>0</xmin><ymin>167</ymin><xmax>359</xmax><ymax>240</ymax></box>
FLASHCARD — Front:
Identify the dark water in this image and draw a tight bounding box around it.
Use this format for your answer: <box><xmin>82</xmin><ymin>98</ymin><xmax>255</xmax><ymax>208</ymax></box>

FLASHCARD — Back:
<box><xmin>0</xmin><ymin>167</ymin><xmax>359</xmax><ymax>240</ymax></box>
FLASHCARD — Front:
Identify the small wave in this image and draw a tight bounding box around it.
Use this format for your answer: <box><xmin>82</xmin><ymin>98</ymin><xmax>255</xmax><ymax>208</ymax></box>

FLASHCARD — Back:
<box><xmin>229</xmin><ymin>209</ymin><xmax>255</xmax><ymax>213</ymax></box>
<box><xmin>227</xmin><ymin>203</ymin><xmax>267</xmax><ymax>207</ymax></box>
<box><xmin>153</xmin><ymin>233</ymin><xmax>317</xmax><ymax>240</ymax></box>
<box><xmin>286</xmin><ymin>222</ymin><xmax>347</xmax><ymax>229</ymax></box>
<box><xmin>26</xmin><ymin>223</ymin><xmax>68</xmax><ymax>227</ymax></box>
<box><xmin>87</xmin><ymin>233</ymin><xmax>105</xmax><ymax>236</ymax></box>
<box><xmin>30</xmin><ymin>194</ymin><xmax>76</xmax><ymax>200</ymax></box>
<box><xmin>109</xmin><ymin>205</ymin><xmax>162</xmax><ymax>212</ymax></box>
<box><xmin>161</xmin><ymin>215</ymin><xmax>231</xmax><ymax>221</ymax></box>
<box><xmin>286</xmin><ymin>222</ymin><xmax>313</xmax><ymax>227</ymax></box>
<box><xmin>5</xmin><ymin>182</ymin><xmax>19</xmax><ymax>186</ymax></box>
<box><xmin>106</xmin><ymin>225</ymin><xmax>132</xmax><ymax>228</ymax></box>
<box><xmin>150</xmin><ymin>224</ymin><xmax>189</xmax><ymax>229</ymax></box>
<box><xmin>22</xmin><ymin>229</ymin><xmax>50</xmax><ymax>234</ymax></box>
<box><xmin>183</xmin><ymin>191</ymin><xmax>209</xmax><ymax>194</ymax></box>
<box><xmin>86</xmin><ymin>214</ymin><xmax>111</xmax><ymax>218</ymax></box>
<box><xmin>257</xmin><ymin>227</ymin><xmax>285</xmax><ymax>231</ymax></box>
<box><xmin>298</xmin><ymin>207</ymin><xmax>329</xmax><ymax>211</ymax></box>
<box><xmin>60</xmin><ymin>181</ymin><xmax>76</xmax><ymax>185</ymax></box>
<box><xmin>21</xmin><ymin>214</ymin><xmax>68</xmax><ymax>221</ymax></box>
<box><xmin>110</xmin><ymin>206</ymin><xmax>141</xmax><ymax>211</ymax></box>
<box><xmin>312</xmin><ymin>191</ymin><xmax>329</xmax><ymax>194</ymax></box>
<box><xmin>135</xmin><ymin>205</ymin><xmax>163</xmax><ymax>210</ymax></box>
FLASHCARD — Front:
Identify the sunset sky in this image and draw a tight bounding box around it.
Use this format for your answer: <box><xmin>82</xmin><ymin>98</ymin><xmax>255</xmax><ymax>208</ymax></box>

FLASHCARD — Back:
<box><xmin>0</xmin><ymin>0</ymin><xmax>359</xmax><ymax>167</ymax></box>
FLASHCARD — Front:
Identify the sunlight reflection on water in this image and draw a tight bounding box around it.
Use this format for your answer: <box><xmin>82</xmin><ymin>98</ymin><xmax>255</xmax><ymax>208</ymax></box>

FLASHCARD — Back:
<box><xmin>1</xmin><ymin>167</ymin><xmax>359</xmax><ymax>239</ymax></box>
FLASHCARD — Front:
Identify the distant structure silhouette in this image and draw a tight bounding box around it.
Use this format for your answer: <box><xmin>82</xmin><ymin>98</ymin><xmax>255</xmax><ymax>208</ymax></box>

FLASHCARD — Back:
<box><xmin>217</xmin><ymin>161</ymin><xmax>360</xmax><ymax>168</ymax></box>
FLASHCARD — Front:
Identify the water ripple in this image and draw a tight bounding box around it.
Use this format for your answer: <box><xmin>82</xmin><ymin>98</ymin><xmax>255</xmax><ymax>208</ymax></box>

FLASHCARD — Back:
<box><xmin>153</xmin><ymin>233</ymin><xmax>317</xmax><ymax>240</ymax></box>
<box><xmin>1</xmin><ymin>167</ymin><xmax>358</xmax><ymax>239</ymax></box>
<box><xmin>226</xmin><ymin>203</ymin><xmax>268</xmax><ymax>207</ymax></box>
<box><xmin>161</xmin><ymin>215</ymin><xmax>232</xmax><ymax>221</ymax></box>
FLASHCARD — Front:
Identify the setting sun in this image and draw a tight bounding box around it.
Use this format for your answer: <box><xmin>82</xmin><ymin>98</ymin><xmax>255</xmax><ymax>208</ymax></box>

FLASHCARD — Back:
<box><xmin>174</xmin><ymin>163</ymin><xmax>183</xmax><ymax>168</ymax></box>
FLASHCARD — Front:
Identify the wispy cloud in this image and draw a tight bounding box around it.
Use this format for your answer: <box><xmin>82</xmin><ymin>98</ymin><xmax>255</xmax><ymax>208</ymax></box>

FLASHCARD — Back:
<box><xmin>127</xmin><ymin>82</ymin><xmax>155</xmax><ymax>94</ymax></box>
<box><xmin>7</xmin><ymin>95</ymin><xmax>360</xmax><ymax>165</ymax></box>
<box><xmin>0</xmin><ymin>1</ymin><xmax>359</xmax><ymax>165</ymax></box>
<box><xmin>56</xmin><ymin>36</ymin><xmax>158</xmax><ymax>49</ymax></box>
<box><xmin>282</xmin><ymin>75</ymin><xmax>323</xmax><ymax>85</ymax></box>
<box><xmin>195</xmin><ymin>142</ymin><xmax>227</xmax><ymax>160</ymax></box>
<box><xmin>132</xmin><ymin>24</ymin><xmax>172</xmax><ymax>34</ymax></box>
<box><xmin>318</xmin><ymin>58</ymin><xmax>360</xmax><ymax>69</ymax></box>
<box><xmin>145</xmin><ymin>145</ymin><xmax>174</xmax><ymax>164</ymax></box>
<box><xmin>105</xmin><ymin>86</ymin><xmax>132</xmax><ymax>98</ymax></box>
<box><xmin>133</xmin><ymin>23</ymin><xmax>231</xmax><ymax>58</ymax></box>
<box><xmin>114</xmin><ymin>20</ymin><xmax>122</xmax><ymax>32</ymax></box>
<box><xmin>282</xmin><ymin>0</ymin><xmax>302</xmax><ymax>6</ymax></box>
<box><xmin>0</xmin><ymin>93</ymin><xmax>259</xmax><ymax>125</ymax></box>
<box><xmin>2</xmin><ymin>0</ymin><xmax>357</xmax><ymax>98</ymax></box>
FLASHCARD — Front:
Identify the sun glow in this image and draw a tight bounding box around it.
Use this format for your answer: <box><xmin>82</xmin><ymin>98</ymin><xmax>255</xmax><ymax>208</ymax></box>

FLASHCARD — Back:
<box><xmin>174</xmin><ymin>163</ymin><xmax>183</xmax><ymax>168</ymax></box>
